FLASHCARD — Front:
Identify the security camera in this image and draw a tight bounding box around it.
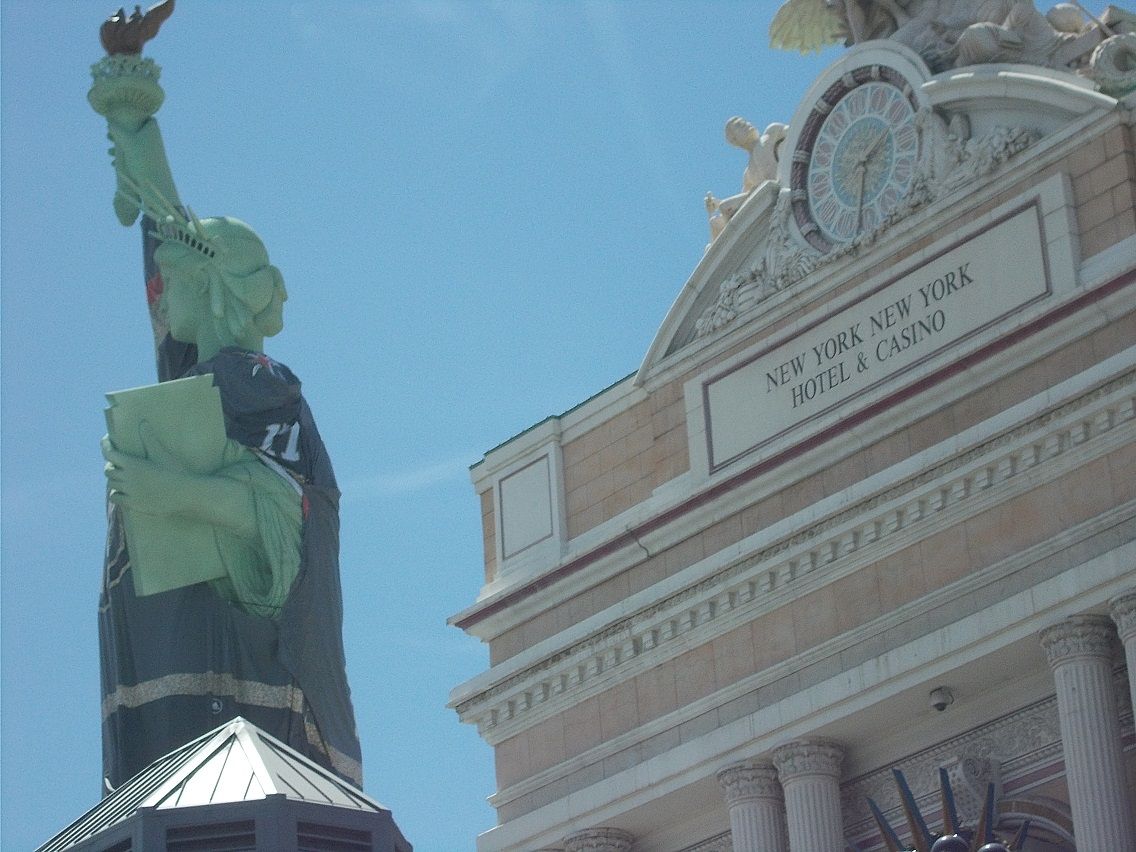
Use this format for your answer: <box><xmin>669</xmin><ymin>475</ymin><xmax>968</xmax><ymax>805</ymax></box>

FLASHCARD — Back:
<box><xmin>929</xmin><ymin>686</ymin><xmax>954</xmax><ymax>712</ymax></box>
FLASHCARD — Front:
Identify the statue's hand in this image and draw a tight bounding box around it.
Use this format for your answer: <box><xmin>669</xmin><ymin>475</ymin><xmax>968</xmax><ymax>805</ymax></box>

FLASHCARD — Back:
<box><xmin>103</xmin><ymin>426</ymin><xmax>259</xmax><ymax>539</ymax></box>
<box><xmin>100</xmin><ymin>1</ymin><xmax>176</xmax><ymax>56</ymax></box>
<box><xmin>103</xmin><ymin>425</ymin><xmax>193</xmax><ymax>515</ymax></box>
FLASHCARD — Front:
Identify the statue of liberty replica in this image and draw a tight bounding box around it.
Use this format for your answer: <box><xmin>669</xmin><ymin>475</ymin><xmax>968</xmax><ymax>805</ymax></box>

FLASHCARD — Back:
<box><xmin>88</xmin><ymin>1</ymin><xmax>362</xmax><ymax>793</ymax></box>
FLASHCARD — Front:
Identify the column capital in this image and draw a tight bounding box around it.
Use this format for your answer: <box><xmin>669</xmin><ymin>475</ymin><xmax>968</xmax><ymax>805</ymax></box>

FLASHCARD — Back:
<box><xmin>771</xmin><ymin>738</ymin><xmax>844</xmax><ymax>781</ymax></box>
<box><xmin>563</xmin><ymin>827</ymin><xmax>635</xmax><ymax>852</ymax></box>
<box><xmin>1039</xmin><ymin>614</ymin><xmax>1115</xmax><ymax>667</ymax></box>
<box><xmin>716</xmin><ymin>760</ymin><xmax>781</xmax><ymax>806</ymax></box>
<box><xmin>1109</xmin><ymin>591</ymin><xmax>1136</xmax><ymax>643</ymax></box>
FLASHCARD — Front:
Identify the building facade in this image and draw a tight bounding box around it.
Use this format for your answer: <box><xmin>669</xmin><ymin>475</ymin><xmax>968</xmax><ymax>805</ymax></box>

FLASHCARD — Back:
<box><xmin>450</xmin><ymin>27</ymin><xmax>1136</xmax><ymax>852</ymax></box>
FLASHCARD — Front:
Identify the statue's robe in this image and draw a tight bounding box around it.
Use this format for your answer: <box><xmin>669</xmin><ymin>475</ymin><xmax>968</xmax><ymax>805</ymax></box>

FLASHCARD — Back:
<box><xmin>98</xmin><ymin>221</ymin><xmax>362</xmax><ymax>791</ymax></box>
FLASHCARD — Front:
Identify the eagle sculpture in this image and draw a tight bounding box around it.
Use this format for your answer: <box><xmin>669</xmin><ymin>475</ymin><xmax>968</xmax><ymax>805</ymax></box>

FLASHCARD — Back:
<box><xmin>769</xmin><ymin>0</ymin><xmax>911</xmax><ymax>52</ymax></box>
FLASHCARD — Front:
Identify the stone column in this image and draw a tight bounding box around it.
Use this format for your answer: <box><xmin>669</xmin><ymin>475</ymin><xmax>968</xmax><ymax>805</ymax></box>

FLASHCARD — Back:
<box><xmin>1110</xmin><ymin>590</ymin><xmax>1136</xmax><ymax>713</ymax></box>
<box><xmin>716</xmin><ymin>760</ymin><xmax>788</xmax><ymax>852</ymax></box>
<box><xmin>772</xmin><ymin>739</ymin><xmax>845</xmax><ymax>852</ymax></box>
<box><xmin>1039</xmin><ymin>615</ymin><xmax>1136</xmax><ymax>850</ymax></box>
<box><xmin>563</xmin><ymin>827</ymin><xmax>635</xmax><ymax>852</ymax></box>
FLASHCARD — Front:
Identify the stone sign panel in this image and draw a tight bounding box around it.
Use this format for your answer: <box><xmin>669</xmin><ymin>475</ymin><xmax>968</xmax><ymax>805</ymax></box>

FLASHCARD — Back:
<box><xmin>704</xmin><ymin>203</ymin><xmax>1051</xmax><ymax>470</ymax></box>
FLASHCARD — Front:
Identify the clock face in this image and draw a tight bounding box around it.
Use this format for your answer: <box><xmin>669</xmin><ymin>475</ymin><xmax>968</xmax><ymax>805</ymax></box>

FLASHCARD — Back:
<box><xmin>791</xmin><ymin>67</ymin><xmax>920</xmax><ymax>251</ymax></box>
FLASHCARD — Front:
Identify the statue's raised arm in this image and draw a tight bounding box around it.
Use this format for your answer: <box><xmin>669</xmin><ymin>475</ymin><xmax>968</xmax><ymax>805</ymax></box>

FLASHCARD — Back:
<box><xmin>89</xmin><ymin>1</ymin><xmax>180</xmax><ymax>230</ymax></box>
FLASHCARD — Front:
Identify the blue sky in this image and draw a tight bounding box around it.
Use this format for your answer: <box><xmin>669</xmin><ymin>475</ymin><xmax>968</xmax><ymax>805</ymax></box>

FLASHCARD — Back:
<box><xmin>0</xmin><ymin>3</ymin><xmax>850</xmax><ymax>848</ymax></box>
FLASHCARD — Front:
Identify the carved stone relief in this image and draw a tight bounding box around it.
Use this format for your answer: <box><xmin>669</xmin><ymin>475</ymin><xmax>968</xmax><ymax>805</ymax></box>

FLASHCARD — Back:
<box><xmin>939</xmin><ymin>755</ymin><xmax>1004</xmax><ymax>825</ymax></box>
<box><xmin>692</xmin><ymin>111</ymin><xmax>1039</xmax><ymax>343</ymax></box>
<box><xmin>1088</xmin><ymin>32</ymin><xmax>1136</xmax><ymax>96</ymax></box>
<box><xmin>842</xmin><ymin>695</ymin><xmax>1062</xmax><ymax>837</ymax></box>
<box><xmin>769</xmin><ymin>0</ymin><xmax>1125</xmax><ymax>76</ymax></box>
<box><xmin>563</xmin><ymin>827</ymin><xmax>636</xmax><ymax>852</ymax></box>
<box><xmin>843</xmin><ymin>670</ymin><xmax>1134</xmax><ymax>840</ymax></box>
<box><xmin>717</xmin><ymin>760</ymin><xmax>782</xmax><ymax>805</ymax></box>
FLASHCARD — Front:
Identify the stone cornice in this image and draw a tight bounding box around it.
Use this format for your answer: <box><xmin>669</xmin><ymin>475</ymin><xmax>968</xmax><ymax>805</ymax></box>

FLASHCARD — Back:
<box><xmin>481</xmin><ymin>544</ymin><xmax>1133</xmax><ymax>851</ymax></box>
<box><xmin>487</xmin><ymin>519</ymin><xmax>1133</xmax><ymax>813</ymax></box>
<box><xmin>452</xmin><ymin>252</ymin><xmax>1134</xmax><ymax>642</ymax></box>
<box><xmin>453</xmin><ymin>371</ymin><xmax>1136</xmax><ymax>743</ymax></box>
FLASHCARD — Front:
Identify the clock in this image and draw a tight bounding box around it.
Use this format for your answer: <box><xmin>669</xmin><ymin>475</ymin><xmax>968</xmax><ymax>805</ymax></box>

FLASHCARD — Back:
<box><xmin>790</xmin><ymin>66</ymin><xmax>920</xmax><ymax>252</ymax></box>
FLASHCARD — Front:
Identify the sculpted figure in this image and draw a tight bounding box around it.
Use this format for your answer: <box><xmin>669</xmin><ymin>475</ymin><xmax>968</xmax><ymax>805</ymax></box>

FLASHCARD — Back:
<box><xmin>705</xmin><ymin>192</ymin><xmax>727</xmax><ymax>245</ymax></box>
<box><xmin>709</xmin><ymin>118</ymin><xmax>788</xmax><ymax>229</ymax></box>
<box><xmin>725</xmin><ymin>117</ymin><xmax>788</xmax><ymax>194</ymax></box>
<box><xmin>89</xmin><ymin>3</ymin><xmax>362</xmax><ymax>790</ymax></box>
<box><xmin>953</xmin><ymin>1</ymin><xmax>1088</xmax><ymax>67</ymax></box>
<box><xmin>770</xmin><ymin>0</ymin><xmax>1099</xmax><ymax>73</ymax></box>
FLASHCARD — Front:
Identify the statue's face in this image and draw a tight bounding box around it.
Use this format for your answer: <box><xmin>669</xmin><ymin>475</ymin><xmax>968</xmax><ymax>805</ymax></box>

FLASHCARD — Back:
<box><xmin>157</xmin><ymin>257</ymin><xmax>207</xmax><ymax>344</ymax></box>
<box><xmin>725</xmin><ymin>117</ymin><xmax>758</xmax><ymax>149</ymax></box>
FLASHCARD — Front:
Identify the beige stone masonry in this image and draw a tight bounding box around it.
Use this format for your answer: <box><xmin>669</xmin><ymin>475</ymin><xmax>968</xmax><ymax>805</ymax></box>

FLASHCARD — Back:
<box><xmin>486</xmin><ymin>313</ymin><xmax>1135</xmax><ymax>663</ymax></box>
<box><xmin>457</xmin><ymin>63</ymin><xmax>1135</xmax><ymax>852</ymax></box>
<box><xmin>458</xmin><ymin>367</ymin><xmax>1136</xmax><ymax>752</ymax></box>
<box><xmin>470</xmin><ymin>117</ymin><xmax>1133</xmax><ymax>654</ymax></box>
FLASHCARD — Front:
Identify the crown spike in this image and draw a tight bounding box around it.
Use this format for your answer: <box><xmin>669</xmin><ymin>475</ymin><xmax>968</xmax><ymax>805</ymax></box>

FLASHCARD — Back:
<box><xmin>142</xmin><ymin>178</ymin><xmax>182</xmax><ymax>221</ymax></box>
<box><xmin>186</xmin><ymin>205</ymin><xmax>208</xmax><ymax>240</ymax></box>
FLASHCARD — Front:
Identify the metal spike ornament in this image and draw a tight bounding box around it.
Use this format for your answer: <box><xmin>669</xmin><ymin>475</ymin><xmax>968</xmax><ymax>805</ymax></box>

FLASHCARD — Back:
<box><xmin>939</xmin><ymin>768</ymin><xmax>961</xmax><ymax>835</ymax></box>
<box><xmin>895</xmin><ymin>769</ymin><xmax>935</xmax><ymax>852</ymax></box>
<box><xmin>869</xmin><ymin>797</ymin><xmax>906</xmax><ymax>852</ymax></box>
<box><xmin>866</xmin><ymin>773</ymin><xmax>1030</xmax><ymax>852</ymax></box>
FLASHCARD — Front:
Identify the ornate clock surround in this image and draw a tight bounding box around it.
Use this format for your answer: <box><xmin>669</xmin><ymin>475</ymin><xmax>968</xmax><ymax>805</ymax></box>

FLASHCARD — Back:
<box><xmin>786</xmin><ymin>45</ymin><xmax>931</xmax><ymax>255</ymax></box>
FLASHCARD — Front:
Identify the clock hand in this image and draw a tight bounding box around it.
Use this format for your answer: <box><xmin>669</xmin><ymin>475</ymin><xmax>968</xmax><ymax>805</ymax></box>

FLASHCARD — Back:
<box><xmin>854</xmin><ymin>161</ymin><xmax>868</xmax><ymax>235</ymax></box>
<box><xmin>855</xmin><ymin>129</ymin><xmax>887</xmax><ymax>235</ymax></box>
<box><xmin>862</xmin><ymin>128</ymin><xmax>888</xmax><ymax>163</ymax></box>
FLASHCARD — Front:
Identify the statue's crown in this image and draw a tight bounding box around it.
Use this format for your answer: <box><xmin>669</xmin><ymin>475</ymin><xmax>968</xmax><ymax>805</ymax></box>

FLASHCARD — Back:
<box><xmin>117</xmin><ymin>172</ymin><xmax>222</xmax><ymax>261</ymax></box>
<box><xmin>153</xmin><ymin>213</ymin><xmax>218</xmax><ymax>259</ymax></box>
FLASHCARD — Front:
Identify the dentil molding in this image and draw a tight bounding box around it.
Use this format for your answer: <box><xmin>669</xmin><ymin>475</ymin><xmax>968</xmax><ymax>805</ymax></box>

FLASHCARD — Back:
<box><xmin>455</xmin><ymin>370</ymin><xmax>1136</xmax><ymax>744</ymax></box>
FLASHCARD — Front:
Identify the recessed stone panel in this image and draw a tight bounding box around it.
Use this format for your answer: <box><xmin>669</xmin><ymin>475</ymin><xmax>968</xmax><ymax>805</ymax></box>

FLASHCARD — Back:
<box><xmin>500</xmin><ymin>456</ymin><xmax>554</xmax><ymax>560</ymax></box>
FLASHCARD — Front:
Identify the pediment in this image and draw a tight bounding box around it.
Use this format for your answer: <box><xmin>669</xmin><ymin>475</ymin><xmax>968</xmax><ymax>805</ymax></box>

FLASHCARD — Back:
<box><xmin>637</xmin><ymin>41</ymin><xmax>1120</xmax><ymax>385</ymax></box>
